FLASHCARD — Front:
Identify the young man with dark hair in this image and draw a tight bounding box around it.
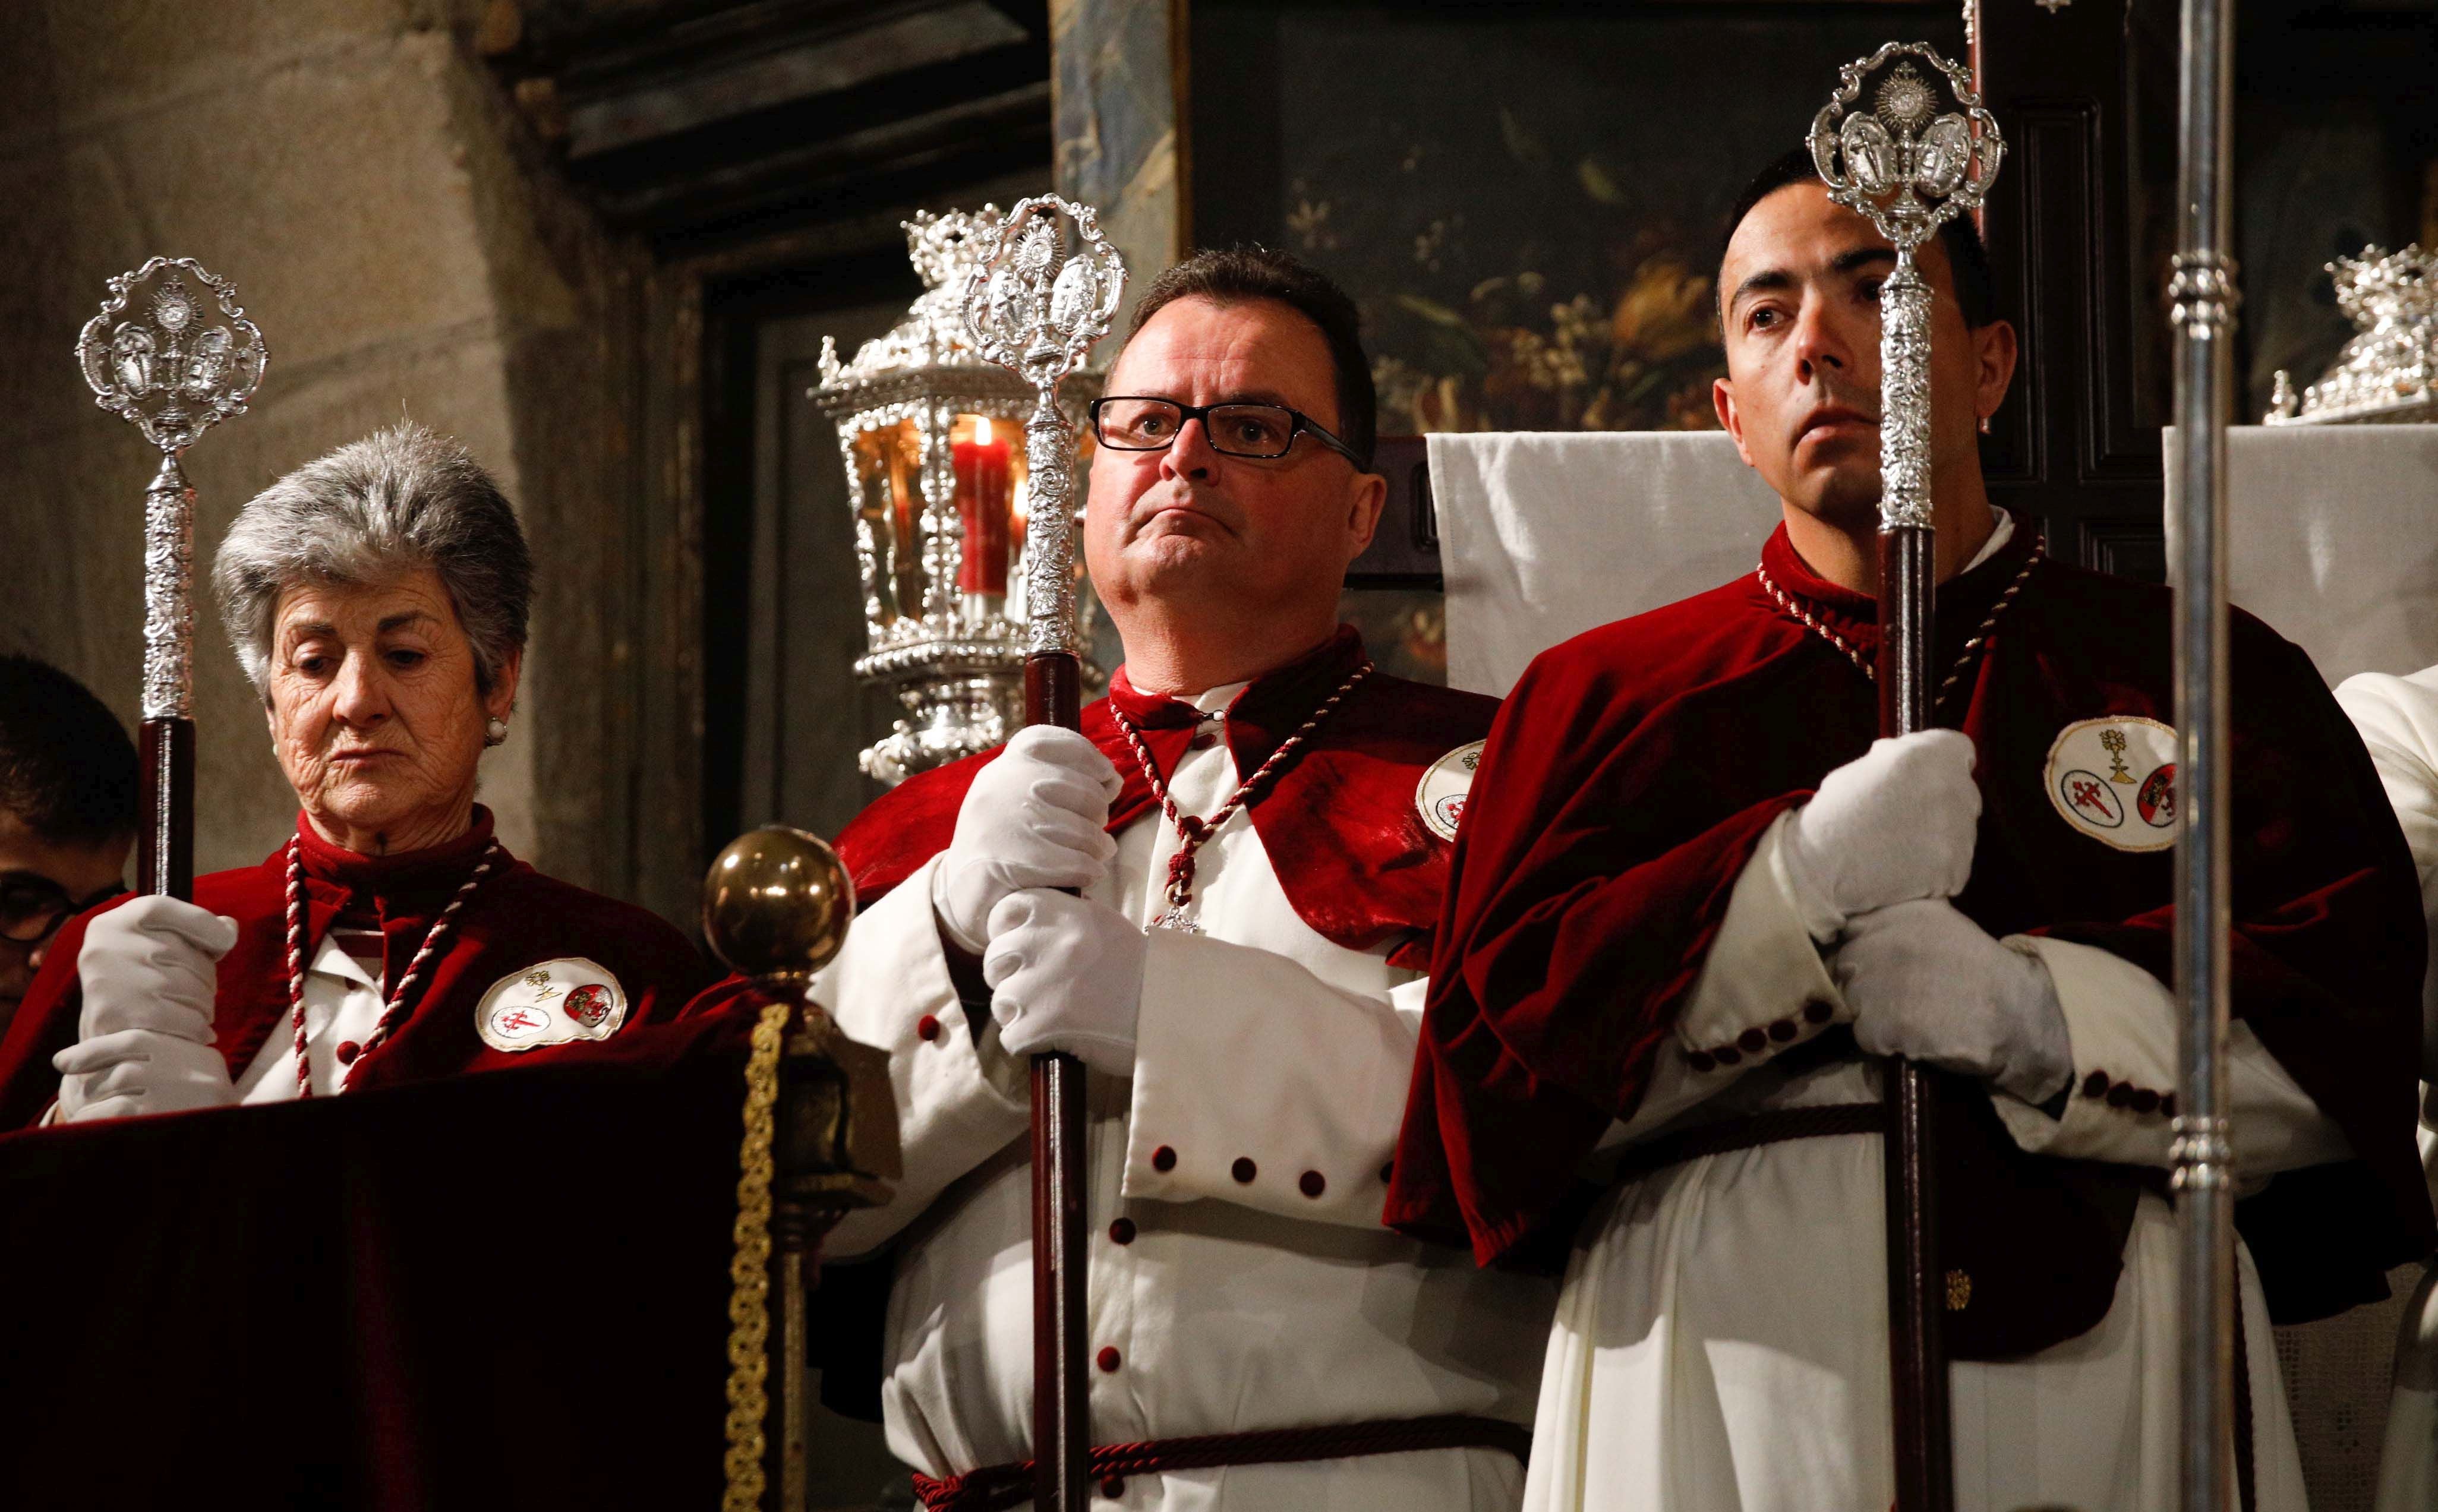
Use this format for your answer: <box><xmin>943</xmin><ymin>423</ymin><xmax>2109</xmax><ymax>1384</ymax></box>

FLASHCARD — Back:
<box><xmin>0</xmin><ymin>656</ymin><xmax>135</xmax><ymax>1037</ymax></box>
<box><xmin>1389</xmin><ymin>152</ymin><xmax>2430</xmax><ymax>1510</ymax></box>
<box><xmin>808</xmin><ymin>245</ymin><xmax>1551</xmax><ymax>1510</ymax></box>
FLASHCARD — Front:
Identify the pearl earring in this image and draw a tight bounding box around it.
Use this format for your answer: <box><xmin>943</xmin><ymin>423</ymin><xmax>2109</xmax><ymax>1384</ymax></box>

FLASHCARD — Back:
<box><xmin>484</xmin><ymin>716</ymin><xmax>510</xmax><ymax>746</ymax></box>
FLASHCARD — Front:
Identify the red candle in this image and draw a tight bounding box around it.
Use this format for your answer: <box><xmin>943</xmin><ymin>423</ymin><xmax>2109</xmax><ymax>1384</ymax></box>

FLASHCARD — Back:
<box><xmin>954</xmin><ymin>416</ymin><xmax>1014</xmax><ymax>596</ymax></box>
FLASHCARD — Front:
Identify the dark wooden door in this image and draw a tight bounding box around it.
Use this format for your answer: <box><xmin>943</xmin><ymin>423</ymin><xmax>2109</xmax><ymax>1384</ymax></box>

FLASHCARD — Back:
<box><xmin>1977</xmin><ymin>0</ymin><xmax>2178</xmax><ymax>580</ymax></box>
<box><xmin>701</xmin><ymin>259</ymin><xmax>917</xmax><ymax>862</ymax></box>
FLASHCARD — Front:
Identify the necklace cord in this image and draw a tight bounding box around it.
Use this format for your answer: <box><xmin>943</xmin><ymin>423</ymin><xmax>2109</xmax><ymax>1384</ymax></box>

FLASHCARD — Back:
<box><xmin>1755</xmin><ymin>549</ymin><xmax>2041</xmax><ymax>715</ymax></box>
<box><xmin>1110</xmin><ymin>662</ymin><xmax>1376</xmax><ymax>926</ymax></box>
<box><xmin>284</xmin><ymin>838</ymin><xmax>499</xmax><ymax>1096</ymax></box>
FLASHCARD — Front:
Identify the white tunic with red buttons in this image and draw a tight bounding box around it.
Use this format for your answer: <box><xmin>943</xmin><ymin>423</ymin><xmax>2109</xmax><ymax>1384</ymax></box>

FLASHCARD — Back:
<box><xmin>820</xmin><ymin>682</ymin><xmax>1554</xmax><ymax>1511</ymax></box>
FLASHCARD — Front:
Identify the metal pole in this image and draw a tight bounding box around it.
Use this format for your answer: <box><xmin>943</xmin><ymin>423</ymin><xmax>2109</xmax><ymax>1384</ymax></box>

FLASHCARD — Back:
<box><xmin>75</xmin><ymin>260</ymin><xmax>267</xmax><ymax>901</ymax></box>
<box><xmin>1809</xmin><ymin>47</ymin><xmax>2002</xmax><ymax>1512</ymax></box>
<box><xmin>2167</xmin><ymin>0</ymin><xmax>2241</xmax><ymax>1502</ymax></box>
<box><xmin>964</xmin><ymin>198</ymin><xmax>1126</xmax><ymax>1512</ymax></box>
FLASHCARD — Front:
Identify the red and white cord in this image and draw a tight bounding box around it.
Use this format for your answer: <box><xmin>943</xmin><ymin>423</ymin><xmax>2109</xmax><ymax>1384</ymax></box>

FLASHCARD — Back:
<box><xmin>1110</xmin><ymin>662</ymin><xmax>1374</xmax><ymax>924</ymax></box>
<box><xmin>284</xmin><ymin>837</ymin><xmax>499</xmax><ymax>1096</ymax></box>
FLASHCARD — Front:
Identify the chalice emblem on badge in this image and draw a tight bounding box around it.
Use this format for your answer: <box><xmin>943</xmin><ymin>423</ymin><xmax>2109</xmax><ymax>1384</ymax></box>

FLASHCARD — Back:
<box><xmin>2100</xmin><ymin>728</ymin><xmax>2134</xmax><ymax>783</ymax></box>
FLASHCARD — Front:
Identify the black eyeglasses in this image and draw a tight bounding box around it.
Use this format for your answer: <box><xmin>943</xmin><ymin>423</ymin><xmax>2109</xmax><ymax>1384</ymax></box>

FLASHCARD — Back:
<box><xmin>1090</xmin><ymin>397</ymin><xmax>1366</xmax><ymax>466</ymax></box>
<box><xmin>0</xmin><ymin>873</ymin><xmax>127</xmax><ymax>946</ymax></box>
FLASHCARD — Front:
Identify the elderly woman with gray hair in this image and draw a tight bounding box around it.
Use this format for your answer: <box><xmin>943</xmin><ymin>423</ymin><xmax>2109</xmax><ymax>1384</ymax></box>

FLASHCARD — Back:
<box><xmin>0</xmin><ymin>425</ymin><xmax>715</xmax><ymax>1125</ymax></box>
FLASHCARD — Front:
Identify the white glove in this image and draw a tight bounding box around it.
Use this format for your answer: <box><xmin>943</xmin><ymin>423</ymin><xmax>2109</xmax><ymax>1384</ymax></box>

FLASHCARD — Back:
<box><xmin>75</xmin><ymin>895</ymin><xmax>235</xmax><ymax>1041</ymax></box>
<box><xmin>1783</xmin><ymin>730</ymin><xmax>1980</xmax><ymax>939</ymax></box>
<box><xmin>55</xmin><ymin>896</ymin><xmax>239</xmax><ymax>1122</ymax></box>
<box><xmin>982</xmin><ymin>889</ymin><xmax>1147</xmax><ymax>1077</ymax></box>
<box><xmin>55</xmin><ymin>1030</ymin><xmax>238</xmax><ymax>1122</ymax></box>
<box><xmin>934</xmin><ymin>727</ymin><xmax>1123</xmax><ymax>954</ymax></box>
<box><xmin>1833</xmin><ymin>898</ymin><xmax>2073</xmax><ymax>1104</ymax></box>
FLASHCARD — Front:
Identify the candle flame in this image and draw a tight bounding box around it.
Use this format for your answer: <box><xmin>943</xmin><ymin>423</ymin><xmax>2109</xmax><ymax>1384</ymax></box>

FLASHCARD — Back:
<box><xmin>973</xmin><ymin>414</ymin><xmax>993</xmax><ymax>445</ymax></box>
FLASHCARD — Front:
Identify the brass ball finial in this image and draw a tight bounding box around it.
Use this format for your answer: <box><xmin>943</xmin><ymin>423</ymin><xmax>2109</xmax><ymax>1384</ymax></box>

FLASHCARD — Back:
<box><xmin>702</xmin><ymin>826</ymin><xmax>857</xmax><ymax>980</ymax></box>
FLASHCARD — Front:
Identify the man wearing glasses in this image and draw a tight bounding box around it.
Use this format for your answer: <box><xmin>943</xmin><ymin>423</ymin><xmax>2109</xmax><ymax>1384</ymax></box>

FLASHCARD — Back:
<box><xmin>809</xmin><ymin>247</ymin><xmax>1551</xmax><ymax>1510</ymax></box>
<box><xmin>0</xmin><ymin>656</ymin><xmax>134</xmax><ymax>1040</ymax></box>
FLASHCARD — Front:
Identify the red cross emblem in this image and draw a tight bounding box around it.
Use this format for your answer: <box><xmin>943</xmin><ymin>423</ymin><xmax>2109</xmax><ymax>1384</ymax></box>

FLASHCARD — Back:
<box><xmin>2057</xmin><ymin>768</ymin><xmax>2124</xmax><ymax>828</ymax></box>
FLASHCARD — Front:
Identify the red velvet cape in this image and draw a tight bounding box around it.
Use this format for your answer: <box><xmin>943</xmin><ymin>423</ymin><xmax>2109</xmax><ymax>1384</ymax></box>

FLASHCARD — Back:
<box><xmin>836</xmin><ymin>627</ymin><xmax>1498</xmax><ymax>969</ymax></box>
<box><xmin>1389</xmin><ymin>520</ymin><xmax>2434</xmax><ymax>1340</ymax></box>
<box><xmin>0</xmin><ymin>807</ymin><xmax>721</xmax><ymax>1127</ymax></box>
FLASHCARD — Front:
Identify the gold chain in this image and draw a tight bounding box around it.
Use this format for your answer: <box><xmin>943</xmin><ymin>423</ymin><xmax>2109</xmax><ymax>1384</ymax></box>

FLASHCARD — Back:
<box><xmin>721</xmin><ymin>998</ymin><xmax>793</xmax><ymax>1512</ymax></box>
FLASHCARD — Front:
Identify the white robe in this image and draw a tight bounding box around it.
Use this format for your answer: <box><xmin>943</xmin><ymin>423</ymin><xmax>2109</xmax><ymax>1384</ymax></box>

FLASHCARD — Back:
<box><xmin>1525</xmin><ymin>811</ymin><xmax>2347</xmax><ymax>1512</ymax></box>
<box><xmin>2330</xmin><ymin>666</ymin><xmax>2438</xmax><ymax>1512</ymax></box>
<box><xmin>819</xmin><ymin>684</ymin><xmax>1553</xmax><ymax>1511</ymax></box>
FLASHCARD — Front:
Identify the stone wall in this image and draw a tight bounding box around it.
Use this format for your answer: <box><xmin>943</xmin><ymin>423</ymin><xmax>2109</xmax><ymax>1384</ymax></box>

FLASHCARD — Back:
<box><xmin>0</xmin><ymin>0</ymin><xmax>632</xmax><ymax>888</ymax></box>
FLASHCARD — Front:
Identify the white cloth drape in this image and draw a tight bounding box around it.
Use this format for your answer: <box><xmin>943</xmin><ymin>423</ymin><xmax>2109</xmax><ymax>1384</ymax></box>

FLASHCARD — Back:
<box><xmin>1433</xmin><ymin>424</ymin><xmax>2438</xmax><ymax>697</ymax></box>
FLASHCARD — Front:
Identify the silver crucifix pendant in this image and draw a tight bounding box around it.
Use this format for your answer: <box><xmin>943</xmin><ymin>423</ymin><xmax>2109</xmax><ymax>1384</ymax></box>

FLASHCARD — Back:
<box><xmin>1146</xmin><ymin>907</ymin><xmax>1204</xmax><ymax>935</ymax></box>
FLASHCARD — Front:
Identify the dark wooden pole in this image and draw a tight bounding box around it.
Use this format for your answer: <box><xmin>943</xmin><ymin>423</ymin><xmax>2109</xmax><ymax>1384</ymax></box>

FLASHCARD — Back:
<box><xmin>137</xmin><ymin>717</ymin><xmax>194</xmax><ymax>899</ymax></box>
<box><xmin>1876</xmin><ymin>524</ymin><xmax>1953</xmax><ymax>1512</ymax></box>
<box><xmin>1025</xmin><ymin>652</ymin><xmax>1090</xmax><ymax>1512</ymax></box>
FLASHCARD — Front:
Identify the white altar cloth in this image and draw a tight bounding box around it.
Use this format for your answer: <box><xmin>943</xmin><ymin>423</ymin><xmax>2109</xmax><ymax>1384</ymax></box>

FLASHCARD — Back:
<box><xmin>2172</xmin><ymin>425</ymin><xmax>2438</xmax><ymax>686</ymax></box>
<box><xmin>1428</xmin><ymin>432</ymin><xmax>1777</xmax><ymax>698</ymax></box>
<box><xmin>1430</xmin><ymin>425</ymin><xmax>2438</xmax><ymax>697</ymax></box>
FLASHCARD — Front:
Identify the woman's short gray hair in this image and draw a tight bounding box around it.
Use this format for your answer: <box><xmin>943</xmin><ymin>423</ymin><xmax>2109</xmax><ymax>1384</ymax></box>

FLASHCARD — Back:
<box><xmin>215</xmin><ymin>424</ymin><xmax>534</xmax><ymax>697</ymax></box>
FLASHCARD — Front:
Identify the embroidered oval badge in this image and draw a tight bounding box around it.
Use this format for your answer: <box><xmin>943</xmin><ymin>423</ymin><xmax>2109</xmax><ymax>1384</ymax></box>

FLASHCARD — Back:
<box><xmin>1416</xmin><ymin>740</ymin><xmax>1487</xmax><ymax>843</ymax></box>
<box><xmin>475</xmin><ymin>958</ymin><xmax>630</xmax><ymax>1052</ymax></box>
<box><xmin>2044</xmin><ymin>716</ymin><xmax>2177</xmax><ymax>853</ymax></box>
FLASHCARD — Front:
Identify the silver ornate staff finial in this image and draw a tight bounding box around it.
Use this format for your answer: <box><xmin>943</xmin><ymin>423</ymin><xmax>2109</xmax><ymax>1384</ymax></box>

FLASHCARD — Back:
<box><xmin>1809</xmin><ymin>43</ymin><xmax>2003</xmax><ymax>530</ymax></box>
<box><xmin>75</xmin><ymin>257</ymin><xmax>268</xmax><ymax>722</ymax></box>
<box><xmin>959</xmin><ymin>195</ymin><xmax>1125</xmax><ymax>658</ymax></box>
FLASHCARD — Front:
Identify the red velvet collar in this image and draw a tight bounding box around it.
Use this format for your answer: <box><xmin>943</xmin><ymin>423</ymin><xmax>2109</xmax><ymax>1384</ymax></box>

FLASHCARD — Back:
<box><xmin>1103</xmin><ymin>624</ymin><xmax>1371</xmax><ymax>741</ymax></box>
<box><xmin>291</xmin><ymin>807</ymin><xmax>504</xmax><ymax>911</ymax></box>
<box><xmin>292</xmin><ymin>806</ymin><xmax>498</xmax><ymax>885</ymax></box>
<box><xmin>835</xmin><ymin>626</ymin><xmax>1493</xmax><ymax>965</ymax></box>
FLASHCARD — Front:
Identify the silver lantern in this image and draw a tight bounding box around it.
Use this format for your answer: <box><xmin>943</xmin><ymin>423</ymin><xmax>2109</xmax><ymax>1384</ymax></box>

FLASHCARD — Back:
<box><xmin>813</xmin><ymin>206</ymin><xmax>1106</xmax><ymax>786</ymax></box>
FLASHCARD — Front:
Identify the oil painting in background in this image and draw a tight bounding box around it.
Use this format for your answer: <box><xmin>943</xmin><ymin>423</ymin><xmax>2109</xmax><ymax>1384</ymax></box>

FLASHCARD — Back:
<box><xmin>1191</xmin><ymin>1</ymin><xmax>1966</xmax><ymax>681</ymax></box>
<box><xmin>1194</xmin><ymin>1</ymin><xmax>1966</xmax><ymax>437</ymax></box>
